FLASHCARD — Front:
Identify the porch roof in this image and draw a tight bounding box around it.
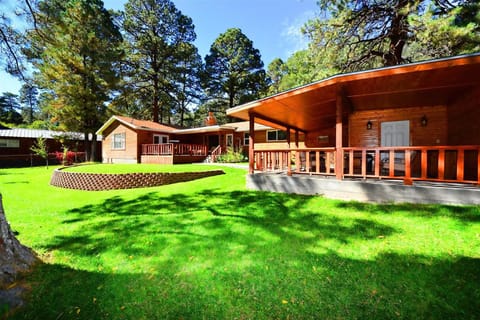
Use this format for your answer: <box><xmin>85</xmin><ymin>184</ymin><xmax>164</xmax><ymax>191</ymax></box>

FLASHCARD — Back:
<box><xmin>226</xmin><ymin>53</ymin><xmax>480</xmax><ymax>133</ymax></box>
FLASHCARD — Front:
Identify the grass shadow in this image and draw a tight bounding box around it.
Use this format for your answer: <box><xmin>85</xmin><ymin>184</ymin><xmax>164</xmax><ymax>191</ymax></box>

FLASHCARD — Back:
<box><xmin>336</xmin><ymin>201</ymin><xmax>480</xmax><ymax>223</ymax></box>
<box><xmin>9</xmin><ymin>253</ymin><xmax>480</xmax><ymax>319</ymax></box>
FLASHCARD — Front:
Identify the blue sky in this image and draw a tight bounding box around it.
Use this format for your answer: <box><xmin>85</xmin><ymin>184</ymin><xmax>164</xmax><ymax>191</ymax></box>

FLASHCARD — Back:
<box><xmin>1</xmin><ymin>0</ymin><xmax>318</xmax><ymax>95</ymax></box>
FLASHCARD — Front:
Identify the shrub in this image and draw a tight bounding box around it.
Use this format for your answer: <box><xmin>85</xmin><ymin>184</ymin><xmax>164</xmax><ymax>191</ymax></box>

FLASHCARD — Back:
<box><xmin>216</xmin><ymin>147</ymin><xmax>245</xmax><ymax>163</ymax></box>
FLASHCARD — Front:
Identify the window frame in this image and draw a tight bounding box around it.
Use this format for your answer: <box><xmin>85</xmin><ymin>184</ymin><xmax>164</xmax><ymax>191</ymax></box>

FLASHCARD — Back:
<box><xmin>266</xmin><ymin>130</ymin><xmax>287</xmax><ymax>142</ymax></box>
<box><xmin>0</xmin><ymin>139</ymin><xmax>20</xmax><ymax>148</ymax></box>
<box><xmin>243</xmin><ymin>133</ymin><xmax>250</xmax><ymax>146</ymax></box>
<box><xmin>111</xmin><ymin>132</ymin><xmax>126</xmax><ymax>150</ymax></box>
<box><xmin>153</xmin><ymin>134</ymin><xmax>169</xmax><ymax>144</ymax></box>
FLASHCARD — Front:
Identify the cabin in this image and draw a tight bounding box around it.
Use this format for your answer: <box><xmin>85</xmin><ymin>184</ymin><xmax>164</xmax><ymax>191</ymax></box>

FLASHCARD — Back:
<box><xmin>96</xmin><ymin>114</ymin><xmax>281</xmax><ymax>164</ymax></box>
<box><xmin>0</xmin><ymin>128</ymin><xmax>98</xmax><ymax>167</ymax></box>
<box><xmin>226</xmin><ymin>54</ymin><xmax>480</xmax><ymax>205</ymax></box>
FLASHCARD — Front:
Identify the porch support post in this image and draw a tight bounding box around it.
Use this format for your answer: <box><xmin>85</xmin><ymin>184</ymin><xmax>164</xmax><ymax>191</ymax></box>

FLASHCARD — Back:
<box><xmin>286</xmin><ymin>128</ymin><xmax>292</xmax><ymax>176</ymax></box>
<box><xmin>248</xmin><ymin>112</ymin><xmax>255</xmax><ymax>174</ymax></box>
<box><xmin>335</xmin><ymin>87</ymin><xmax>344</xmax><ymax>180</ymax></box>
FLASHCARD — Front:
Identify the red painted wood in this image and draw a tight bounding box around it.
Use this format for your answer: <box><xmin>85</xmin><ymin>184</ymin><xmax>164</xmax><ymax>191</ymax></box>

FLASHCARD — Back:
<box><xmin>361</xmin><ymin>149</ymin><xmax>367</xmax><ymax>177</ymax></box>
<box><xmin>438</xmin><ymin>150</ymin><xmax>445</xmax><ymax>180</ymax></box>
<box><xmin>457</xmin><ymin>149</ymin><xmax>464</xmax><ymax>181</ymax></box>
<box><xmin>389</xmin><ymin>150</ymin><xmax>395</xmax><ymax>177</ymax></box>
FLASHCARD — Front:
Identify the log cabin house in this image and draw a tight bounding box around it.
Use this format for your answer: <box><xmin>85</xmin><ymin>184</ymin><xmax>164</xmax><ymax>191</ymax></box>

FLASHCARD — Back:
<box><xmin>96</xmin><ymin>114</ymin><xmax>291</xmax><ymax>164</ymax></box>
<box><xmin>226</xmin><ymin>54</ymin><xmax>480</xmax><ymax>204</ymax></box>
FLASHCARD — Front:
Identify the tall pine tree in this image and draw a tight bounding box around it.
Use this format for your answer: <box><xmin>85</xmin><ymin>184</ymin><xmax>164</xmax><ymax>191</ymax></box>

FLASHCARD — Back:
<box><xmin>28</xmin><ymin>0</ymin><xmax>123</xmax><ymax>161</ymax></box>
<box><xmin>121</xmin><ymin>0</ymin><xmax>197</xmax><ymax>124</ymax></box>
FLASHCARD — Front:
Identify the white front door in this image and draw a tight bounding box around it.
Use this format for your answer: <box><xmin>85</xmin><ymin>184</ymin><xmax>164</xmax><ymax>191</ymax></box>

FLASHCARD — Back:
<box><xmin>381</xmin><ymin>120</ymin><xmax>410</xmax><ymax>147</ymax></box>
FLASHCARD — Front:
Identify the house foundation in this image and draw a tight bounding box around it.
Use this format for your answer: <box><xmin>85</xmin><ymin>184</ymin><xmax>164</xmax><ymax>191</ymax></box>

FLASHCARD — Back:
<box><xmin>247</xmin><ymin>173</ymin><xmax>480</xmax><ymax>205</ymax></box>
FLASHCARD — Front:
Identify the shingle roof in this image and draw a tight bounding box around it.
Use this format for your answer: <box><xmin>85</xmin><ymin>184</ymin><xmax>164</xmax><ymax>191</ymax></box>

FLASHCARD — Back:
<box><xmin>96</xmin><ymin>115</ymin><xmax>177</xmax><ymax>134</ymax></box>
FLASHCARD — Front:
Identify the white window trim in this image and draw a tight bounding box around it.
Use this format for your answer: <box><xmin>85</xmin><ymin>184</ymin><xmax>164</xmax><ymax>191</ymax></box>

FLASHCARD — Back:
<box><xmin>243</xmin><ymin>133</ymin><xmax>249</xmax><ymax>146</ymax></box>
<box><xmin>266</xmin><ymin>130</ymin><xmax>287</xmax><ymax>142</ymax></box>
<box><xmin>226</xmin><ymin>134</ymin><xmax>233</xmax><ymax>147</ymax></box>
<box><xmin>153</xmin><ymin>134</ymin><xmax>169</xmax><ymax>144</ymax></box>
<box><xmin>112</xmin><ymin>132</ymin><xmax>126</xmax><ymax>150</ymax></box>
<box><xmin>0</xmin><ymin>139</ymin><xmax>20</xmax><ymax>148</ymax></box>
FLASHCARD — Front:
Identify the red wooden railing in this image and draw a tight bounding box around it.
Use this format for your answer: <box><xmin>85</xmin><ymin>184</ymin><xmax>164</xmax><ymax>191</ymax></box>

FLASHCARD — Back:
<box><xmin>142</xmin><ymin>143</ymin><xmax>207</xmax><ymax>156</ymax></box>
<box><xmin>210</xmin><ymin>145</ymin><xmax>222</xmax><ymax>162</ymax></box>
<box><xmin>253</xmin><ymin>146</ymin><xmax>480</xmax><ymax>185</ymax></box>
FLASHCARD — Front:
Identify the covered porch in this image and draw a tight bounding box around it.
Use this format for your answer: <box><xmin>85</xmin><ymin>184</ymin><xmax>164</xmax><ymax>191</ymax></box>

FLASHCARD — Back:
<box><xmin>227</xmin><ymin>54</ymin><xmax>480</xmax><ymax>203</ymax></box>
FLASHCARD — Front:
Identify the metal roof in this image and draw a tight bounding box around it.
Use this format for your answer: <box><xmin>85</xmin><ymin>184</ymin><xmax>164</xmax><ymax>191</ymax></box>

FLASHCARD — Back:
<box><xmin>0</xmin><ymin>128</ymin><xmax>97</xmax><ymax>140</ymax></box>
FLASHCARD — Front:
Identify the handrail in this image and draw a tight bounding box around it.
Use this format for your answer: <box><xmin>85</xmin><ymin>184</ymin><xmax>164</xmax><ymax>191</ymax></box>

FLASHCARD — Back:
<box><xmin>253</xmin><ymin>146</ymin><xmax>480</xmax><ymax>185</ymax></box>
<box><xmin>142</xmin><ymin>143</ymin><xmax>207</xmax><ymax>156</ymax></box>
<box><xmin>210</xmin><ymin>145</ymin><xmax>222</xmax><ymax>162</ymax></box>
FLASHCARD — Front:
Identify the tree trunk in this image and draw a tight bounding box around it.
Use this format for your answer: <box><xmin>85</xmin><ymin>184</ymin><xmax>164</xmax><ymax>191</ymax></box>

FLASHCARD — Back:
<box><xmin>89</xmin><ymin>133</ymin><xmax>97</xmax><ymax>162</ymax></box>
<box><xmin>0</xmin><ymin>194</ymin><xmax>38</xmax><ymax>286</ymax></box>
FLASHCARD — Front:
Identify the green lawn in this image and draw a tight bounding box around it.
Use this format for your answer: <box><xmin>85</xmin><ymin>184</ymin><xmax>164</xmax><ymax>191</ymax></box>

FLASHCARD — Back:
<box><xmin>1</xmin><ymin>164</ymin><xmax>479</xmax><ymax>319</ymax></box>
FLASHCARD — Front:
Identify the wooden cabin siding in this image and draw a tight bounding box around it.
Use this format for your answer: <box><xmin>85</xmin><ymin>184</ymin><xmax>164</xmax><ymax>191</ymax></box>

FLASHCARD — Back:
<box><xmin>254</xmin><ymin>130</ymin><xmax>307</xmax><ymax>150</ymax></box>
<box><xmin>348</xmin><ymin>106</ymin><xmax>448</xmax><ymax>147</ymax></box>
<box><xmin>447</xmin><ymin>88</ymin><xmax>480</xmax><ymax>145</ymax></box>
<box><xmin>102</xmin><ymin>122</ymin><xmax>138</xmax><ymax>163</ymax></box>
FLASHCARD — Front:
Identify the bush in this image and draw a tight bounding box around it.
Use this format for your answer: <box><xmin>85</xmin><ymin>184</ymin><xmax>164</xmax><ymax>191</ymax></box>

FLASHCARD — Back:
<box><xmin>216</xmin><ymin>147</ymin><xmax>246</xmax><ymax>163</ymax></box>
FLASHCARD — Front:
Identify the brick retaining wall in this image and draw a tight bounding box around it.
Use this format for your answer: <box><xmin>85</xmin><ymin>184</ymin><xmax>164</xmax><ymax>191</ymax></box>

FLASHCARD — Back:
<box><xmin>50</xmin><ymin>167</ymin><xmax>225</xmax><ymax>191</ymax></box>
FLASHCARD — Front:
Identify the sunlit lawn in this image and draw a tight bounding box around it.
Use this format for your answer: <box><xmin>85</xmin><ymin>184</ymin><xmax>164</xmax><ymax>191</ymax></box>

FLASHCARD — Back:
<box><xmin>1</xmin><ymin>164</ymin><xmax>479</xmax><ymax>319</ymax></box>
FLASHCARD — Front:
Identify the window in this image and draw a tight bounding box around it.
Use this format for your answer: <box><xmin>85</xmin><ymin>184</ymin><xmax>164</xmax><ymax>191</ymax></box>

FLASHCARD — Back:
<box><xmin>226</xmin><ymin>134</ymin><xmax>233</xmax><ymax>147</ymax></box>
<box><xmin>243</xmin><ymin>133</ymin><xmax>250</xmax><ymax>145</ymax></box>
<box><xmin>0</xmin><ymin>139</ymin><xmax>20</xmax><ymax>148</ymax></box>
<box><xmin>267</xmin><ymin>130</ymin><xmax>287</xmax><ymax>141</ymax></box>
<box><xmin>112</xmin><ymin>133</ymin><xmax>125</xmax><ymax>150</ymax></box>
<box><xmin>153</xmin><ymin>134</ymin><xmax>169</xmax><ymax>144</ymax></box>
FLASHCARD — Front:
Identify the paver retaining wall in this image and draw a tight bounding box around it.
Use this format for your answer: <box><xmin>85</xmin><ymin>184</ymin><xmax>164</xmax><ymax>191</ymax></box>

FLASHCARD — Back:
<box><xmin>50</xmin><ymin>167</ymin><xmax>224</xmax><ymax>191</ymax></box>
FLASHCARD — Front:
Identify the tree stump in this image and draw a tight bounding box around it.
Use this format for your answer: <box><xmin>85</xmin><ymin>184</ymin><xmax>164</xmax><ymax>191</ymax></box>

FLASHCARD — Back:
<box><xmin>0</xmin><ymin>194</ymin><xmax>38</xmax><ymax>287</ymax></box>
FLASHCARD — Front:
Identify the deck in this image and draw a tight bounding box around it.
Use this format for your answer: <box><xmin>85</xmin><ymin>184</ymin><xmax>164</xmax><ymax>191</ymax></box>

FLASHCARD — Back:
<box><xmin>250</xmin><ymin>145</ymin><xmax>480</xmax><ymax>205</ymax></box>
<box><xmin>141</xmin><ymin>143</ymin><xmax>208</xmax><ymax>164</ymax></box>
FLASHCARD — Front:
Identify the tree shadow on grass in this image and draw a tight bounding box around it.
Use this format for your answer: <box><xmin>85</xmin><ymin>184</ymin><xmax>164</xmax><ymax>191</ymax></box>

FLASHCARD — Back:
<box><xmin>9</xmin><ymin>189</ymin><xmax>480</xmax><ymax>319</ymax></box>
<box><xmin>47</xmin><ymin>189</ymin><xmax>396</xmax><ymax>258</ymax></box>
<box><xmin>8</xmin><ymin>253</ymin><xmax>480</xmax><ymax>319</ymax></box>
<box><xmin>336</xmin><ymin>201</ymin><xmax>480</xmax><ymax>223</ymax></box>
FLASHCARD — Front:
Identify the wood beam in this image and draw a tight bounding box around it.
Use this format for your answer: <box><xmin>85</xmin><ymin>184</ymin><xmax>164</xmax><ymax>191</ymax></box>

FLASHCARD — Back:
<box><xmin>335</xmin><ymin>87</ymin><xmax>344</xmax><ymax>180</ymax></box>
<box><xmin>250</xmin><ymin>112</ymin><xmax>305</xmax><ymax>134</ymax></box>
<box><xmin>248</xmin><ymin>112</ymin><xmax>255</xmax><ymax>174</ymax></box>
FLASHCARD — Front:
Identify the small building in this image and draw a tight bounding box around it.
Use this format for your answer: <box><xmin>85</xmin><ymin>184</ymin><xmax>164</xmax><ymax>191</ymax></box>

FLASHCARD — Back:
<box><xmin>96</xmin><ymin>115</ymin><xmax>288</xmax><ymax>164</ymax></box>
<box><xmin>226</xmin><ymin>53</ymin><xmax>480</xmax><ymax>204</ymax></box>
<box><xmin>0</xmin><ymin>128</ymin><xmax>99</xmax><ymax>167</ymax></box>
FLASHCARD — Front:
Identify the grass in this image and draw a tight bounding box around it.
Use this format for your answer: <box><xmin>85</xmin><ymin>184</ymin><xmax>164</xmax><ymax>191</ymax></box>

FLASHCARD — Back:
<box><xmin>0</xmin><ymin>164</ymin><xmax>479</xmax><ymax>319</ymax></box>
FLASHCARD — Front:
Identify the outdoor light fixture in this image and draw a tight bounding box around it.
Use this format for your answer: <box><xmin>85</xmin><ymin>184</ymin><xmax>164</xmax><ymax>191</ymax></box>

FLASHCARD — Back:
<box><xmin>421</xmin><ymin>115</ymin><xmax>428</xmax><ymax>127</ymax></box>
<box><xmin>366</xmin><ymin>120</ymin><xmax>373</xmax><ymax>130</ymax></box>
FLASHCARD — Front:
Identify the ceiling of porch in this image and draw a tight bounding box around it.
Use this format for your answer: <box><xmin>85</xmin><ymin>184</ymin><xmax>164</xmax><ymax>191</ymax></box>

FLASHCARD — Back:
<box><xmin>227</xmin><ymin>54</ymin><xmax>480</xmax><ymax>133</ymax></box>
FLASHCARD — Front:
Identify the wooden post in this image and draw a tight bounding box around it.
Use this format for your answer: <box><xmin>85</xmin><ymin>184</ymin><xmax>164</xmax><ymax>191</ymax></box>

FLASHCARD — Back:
<box><xmin>374</xmin><ymin>149</ymin><xmax>380</xmax><ymax>177</ymax></box>
<box><xmin>361</xmin><ymin>149</ymin><xmax>367</xmax><ymax>178</ymax></box>
<box><xmin>457</xmin><ymin>149</ymin><xmax>464</xmax><ymax>182</ymax></box>
<box><xmin>248</xmin><ymin>113</ymin><xmax>255</xmax><ymax>174</ymax></box>
<box><xmin>335</xmin><ymin>87</ymin><xmax>344</xmax><ymax>180</ymax></box>
<box><xmin>287</xmin><ymin>129</ymin><xmax>292</xmax><ymax>176</ymax></box>
<box><xmin>389</xmin><ymin>150</ymin><xmax>395</xmax><ymax>177</ymax></box>
<box><xmin>438</xmin><ymin>149</ymin><xmax>445</xmax><ymax>180</ymax></box>
<box><xmin>404</xmin><ymin>150</ymin><xmax>412</xmax><ymax>185</ymax></box>
<box><xmin>421</xmin><ymin>149</ymin><xmax>427</xmax><ymax>179</ymax></box>
<box><xmin>477</xmin><ymin>148</ymin><xmax>480</xmax><ymax>185</ymax></box>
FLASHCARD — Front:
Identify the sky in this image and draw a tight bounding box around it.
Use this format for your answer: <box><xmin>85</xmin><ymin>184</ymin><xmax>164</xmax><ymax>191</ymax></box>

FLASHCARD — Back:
<box><xmin>1</xmin><ymin>0</ymin><xmax>319</xmax><ymax>95</ymax></box>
